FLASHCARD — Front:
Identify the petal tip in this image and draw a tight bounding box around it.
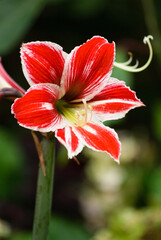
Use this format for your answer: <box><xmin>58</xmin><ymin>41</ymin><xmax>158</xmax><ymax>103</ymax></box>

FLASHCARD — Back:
<box><xmin>136</xmin><ymin>99</ymin><xmax>145</xmax><ymax>108</ymax></box>
<box><xmin>114</xmin><ymin>155</ymin><xmax>120</xmax><ymax>164</ymax></box>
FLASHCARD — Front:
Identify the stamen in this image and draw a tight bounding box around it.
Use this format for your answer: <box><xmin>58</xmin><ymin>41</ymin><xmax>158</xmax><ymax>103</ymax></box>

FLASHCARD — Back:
<box><xmin>82</xmin><ymin>99</ymin><xmax>87</xmax><ymax>124</ymax></box>
<box><xmin>75</xmin><ymin>111</ymin><xmax>81</xmax><ymax>126</ymax></box>
<box><xmin>119</xmin><ymin>52</ymin><xmax>133</xmax><ymax>66</ymax></box>
<box><xmin>114</xmin><ymin>35</ymin><xmax>153</xmax><ymax>72</ymax></box>
<box><xmin>73</xmin><ymin>99</ymin><xmax>93</xmax><ymax>127</ymax></box>
<box><xmin>88</xmin><ymin>105</ymin><xmax>93</xmax><ymax>122</ymax></box>
<box><xmin>74</xmin><ymin>99</ymin><xmax>87</xmax><ymax>127</ymax></box>
<box><xmin>81</xmin><ymin>110</ymin><xmax>86</xmax><ymax>116</ymax></box>
<box><xmin>57</xmin><ymin>98</ymin><xmax>93</xmax><ymax>127</ymax></box>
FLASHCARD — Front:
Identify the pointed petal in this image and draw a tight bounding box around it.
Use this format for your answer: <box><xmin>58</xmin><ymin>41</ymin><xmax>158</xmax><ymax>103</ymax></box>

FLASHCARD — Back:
<box><xmin>55</xmin><ymin>128</ymin><xmax>66</xmax><ymax>147</ymax></box>
<box><xmin>0</xmin><ymin>58</ymin><xmax>25</xmax><ymax>94</ymax></box>
<box><xmin>61</xmin><ymin>36</ymin><xmax>115</xmax><ymax>101</ymax></box>
<box><xmin>12</xmin><ymin>83</ymin><xmax>65</xmax><ymax>132</ymax></box>
<box><xmin>73</xmin><ymin>122</ymin><xmax>121</xmax><ymax>162</ymax></box>
<box><xmin>56</xmin><ymin>126</ymin><xmax>84</xmax><ymax>158</ymax></box>
<box><xmin>90</xmin><ymin>78</ymin><xmax>144</xmax><ymax>121</ymax></box>
<box><xmin>21</xmin><ymin>41</ymin><xmax>67</xmax><ymax>86</ymax></box>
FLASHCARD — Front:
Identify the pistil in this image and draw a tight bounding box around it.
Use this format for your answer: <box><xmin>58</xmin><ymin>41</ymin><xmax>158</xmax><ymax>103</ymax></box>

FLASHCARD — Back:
<box><xmin>114</xmin><ymin>35</ymin><xmax>153</xmax><ymax>72</ymax></box>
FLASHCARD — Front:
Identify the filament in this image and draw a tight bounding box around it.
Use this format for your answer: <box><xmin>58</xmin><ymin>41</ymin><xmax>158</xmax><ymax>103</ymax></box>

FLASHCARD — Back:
<box><xmin>114</xmin><ymin>35</ymin><xmax>153</xmax><ymax>72</ymax></box>
<box><xmin>119</xmin><ymin>52</ymin><xmax>133</xmax><ymax>66</ymax></box>
<box><xmin>74</xmin><ymin>99</ymin><xmax>93</xmax><ymax>127</ymax></box>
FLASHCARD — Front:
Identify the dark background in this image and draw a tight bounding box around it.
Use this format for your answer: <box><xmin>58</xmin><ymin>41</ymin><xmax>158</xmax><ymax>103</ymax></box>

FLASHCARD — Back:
<box><xmin>0</xmin><ymin>0</ymin><xmax>161</xmax><ymax>239</ymax></box>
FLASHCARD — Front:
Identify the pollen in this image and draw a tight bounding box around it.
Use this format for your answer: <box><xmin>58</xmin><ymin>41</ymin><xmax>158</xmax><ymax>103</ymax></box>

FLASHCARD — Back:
<box><xmin>81</xmin><ymin>110</ymin><xmax>86</xmax><ymax>116</ymax></box>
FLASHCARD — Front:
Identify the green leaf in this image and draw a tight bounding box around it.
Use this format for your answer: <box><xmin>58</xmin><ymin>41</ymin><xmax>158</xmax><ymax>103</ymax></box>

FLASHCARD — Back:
<box><xmin>152</xmin><ymin>101</ymin><xmax>161</xmax><ymax>143</ymax></box>
<box><xmin>0</xmin><ymin>127</ymin><xmax>24</xmax><ymax>199</ymax></box>
<box><xmin>147</xmin><ymin>167</ymin><xmax>161</xmax><ymax>205</ymax></box>
<box><xmin>11</xmin><ymin>216</ymin><xmax>91</xmax><ymax>240</ymax></box>
<box><xmin>70</xmin><ymin>0</ymin><xmax>106</xmax><ymax>17</ymax></box>
<box><xmin>10</xmin><ymin>232</ymin><xmax>31</xmax><ymax>240</ymax></box>
<box><xmin>49</xmin><ymin>216</ymin><xmax>91</xmax><ymax>240</ymax></box>
<box><xmin>0</xmin><ymin>0</ymin><xmax>46</xmax><ymax>55</ymax></box>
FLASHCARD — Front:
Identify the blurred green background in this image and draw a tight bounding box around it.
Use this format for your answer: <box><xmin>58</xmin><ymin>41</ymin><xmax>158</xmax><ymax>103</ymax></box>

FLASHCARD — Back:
<box><xmin>0</xmin><ymin>0</ymin><xmax>161</xmax><ymax>239</ymax></box>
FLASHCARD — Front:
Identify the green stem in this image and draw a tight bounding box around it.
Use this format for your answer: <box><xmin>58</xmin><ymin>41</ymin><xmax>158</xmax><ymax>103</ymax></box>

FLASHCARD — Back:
<box><xmin>32</xmin><ymin>137</ymin><xmax>55</xmax><ymax>240</ymax></box>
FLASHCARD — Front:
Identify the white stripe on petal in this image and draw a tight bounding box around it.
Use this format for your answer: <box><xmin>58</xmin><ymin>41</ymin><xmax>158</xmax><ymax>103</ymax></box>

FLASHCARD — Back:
<box><xmin>41</xmin><ymin>103</ymin><xmax>53</xmax><ymax>110</ymax></box>
<box><xmin>0</xmin><ymin>75</ymin><xmax>12</xmax><ymax>88</ymax></box>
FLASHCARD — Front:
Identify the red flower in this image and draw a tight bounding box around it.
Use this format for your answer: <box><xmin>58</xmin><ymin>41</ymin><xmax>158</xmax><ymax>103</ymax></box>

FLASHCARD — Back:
<box><xmin>11</xmin><ymin>36</ymin><xmax>144</xmax><ymax>162</ymax></box>
<box><xmin>0</xmin><ymin>58</ymin><xmax>25</xmax><ymax>96</ymax></box>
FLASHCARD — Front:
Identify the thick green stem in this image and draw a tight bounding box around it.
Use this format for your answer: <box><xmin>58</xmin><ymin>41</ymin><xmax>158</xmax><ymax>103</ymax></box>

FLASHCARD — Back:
<box><xmin>32</xmin><ymin>137</ymin><xmax>55</xmax><ymax>240</ymax></box>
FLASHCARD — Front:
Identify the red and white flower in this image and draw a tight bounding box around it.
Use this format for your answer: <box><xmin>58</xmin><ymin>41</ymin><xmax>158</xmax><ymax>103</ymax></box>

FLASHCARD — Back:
<box><xmin>0</xmin><ymin>57</ymin><xmax>25</xmax><ymax>94</ymax></box>
<box><xmin>11</xmin><ymin>36</ymin><xmax>144</xmax><ymax>162</ymax></box>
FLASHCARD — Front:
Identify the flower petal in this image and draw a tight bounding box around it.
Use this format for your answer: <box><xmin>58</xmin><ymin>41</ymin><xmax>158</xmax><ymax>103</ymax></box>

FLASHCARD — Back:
<box><xmin>0</xmin><ymin>58</ymin><xmax>25</xmax><ymax>94</ymax></box>
<box><xmin>73</xmin><ymin>122</ymin><xmax>121</xmax><ymax>162</ymax></box>
<box><xmin>21</xmin><ymin>41</ymin><xmax>67</xmax><ymax>86</ymax></box>
<box><xmin>55</xmin><ymin>126</ymin><xmax>84</xmax><ymax>158</ymax></box>
<box><xmin>55</xmin><ymin>128</ymin><xmax>66</xmax><ymax>147</ymax></box>
<box><xmin>61</xmin><ymin>36</ymin><xmax>115</xmax><ymax>101</ymax></box>
<box><xmin>90</xmin><ymin>78</ymin><xmax>144</xmax><ymax>121</ymax></box>
<box><xmin>12</xmin><ymin>83</ymin><xmax>65</xmax><ymax>132</ymax></box>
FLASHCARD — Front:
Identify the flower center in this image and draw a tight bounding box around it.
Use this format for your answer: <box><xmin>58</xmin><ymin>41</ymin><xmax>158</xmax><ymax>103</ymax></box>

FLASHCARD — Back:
<box><xmin>55</xmin><ymin>98</ymin><xmax>92</xmax><ymax>127</ymax></box>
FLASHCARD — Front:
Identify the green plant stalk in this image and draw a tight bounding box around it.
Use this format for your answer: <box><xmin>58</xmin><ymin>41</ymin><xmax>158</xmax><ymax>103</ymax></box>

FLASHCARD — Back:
<box><xmin>32</xmin><ymin>137</ymin><xmax>55</xmax><ymax>240</ymax></box>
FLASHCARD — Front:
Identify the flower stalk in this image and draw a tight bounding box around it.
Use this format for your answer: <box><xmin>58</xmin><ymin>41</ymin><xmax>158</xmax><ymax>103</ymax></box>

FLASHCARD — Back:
<box><xmin>32</xmin><ymin>136</ymin><xmax>55</xmax><ymax>240</ymax></box>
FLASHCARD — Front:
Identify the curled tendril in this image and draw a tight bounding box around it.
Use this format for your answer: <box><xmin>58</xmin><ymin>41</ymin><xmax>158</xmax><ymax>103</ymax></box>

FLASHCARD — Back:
<box><xmin>114</xmin><ymin>35</ymin><xmax>153</xmax><ymax>72</ymax></box>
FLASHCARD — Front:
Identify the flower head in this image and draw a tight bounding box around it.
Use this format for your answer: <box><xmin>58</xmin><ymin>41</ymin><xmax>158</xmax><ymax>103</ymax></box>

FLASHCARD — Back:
<box><xmin>11</xmin><ymin>36</ymin><xmax>144</xmax><ymax>162</ymax></box>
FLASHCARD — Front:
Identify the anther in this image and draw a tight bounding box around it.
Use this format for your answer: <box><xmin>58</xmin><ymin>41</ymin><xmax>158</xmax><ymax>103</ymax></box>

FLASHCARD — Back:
<box><xmin>114</xmin><ymin>35</ymin><xmax>153</xmax><ymax>72</ymax></box>
<box><xmin>81</xmin><ymin>109</ymin><xmax>86</xmax><ymax>116</ymax></box>
<box><xmin>73</xmin><ymin>100</ymin><xmax>93</xmax><ymax>127</ymax></box>
<box><xmin>75</xmin><ymin>111</ymin><xmax>80</xmax><ymax>119</ymax></box>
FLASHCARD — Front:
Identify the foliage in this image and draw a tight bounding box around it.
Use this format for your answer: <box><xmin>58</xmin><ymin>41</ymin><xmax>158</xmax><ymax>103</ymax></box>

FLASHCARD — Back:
<box><xmin>0</xmin><ymin>127</ymin><xmax>24</xmax><ymax>199</ymax></box>
<box><xmin>10</xmin><ymin>216</ymin><xmax>91</xmax><ymax>240</ymax></box>
<box><xmin>0</xmin><ymin>0</ymin><xmax>46</xmax><ymax>55</ymax></box>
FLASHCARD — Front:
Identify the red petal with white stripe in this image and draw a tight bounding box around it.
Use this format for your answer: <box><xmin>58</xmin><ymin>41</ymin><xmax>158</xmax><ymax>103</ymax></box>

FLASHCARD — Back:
<box><xmin>61</xmin><ymin>36</ymin><xmax>115</xmax><ymax>101</ymax></box>
<box><xmin>0</xmin><ymin>58</ymin><xmax>25</xmax><ymax>94</ymax></box>
<box><xmin>91</xmin><ymin>78</ymin><xmax>144</xmax><ymax>121</ymax></box>
<box><xmin>56</xmin><ymin>128</ymin><xmax>66</xmax><ymax>147</ymax></box>
<box><xmin>21</xmin><ymin>41</ymin><xmax>67</xmax><ymax>86</ymax></box>
<box><xmin>56</xmin><ymin>126</ymin><xmax>84</xmax><ymax>158</ymax></box>
<box><xmin>73</xmin><ymin>122</ymin><xmax>121</xmax><ymax>162</ymax></box>
<box><xmin>12</xmin><ymin>83</ymin><xmax>65</xmax><ymax>132</ymax></box>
